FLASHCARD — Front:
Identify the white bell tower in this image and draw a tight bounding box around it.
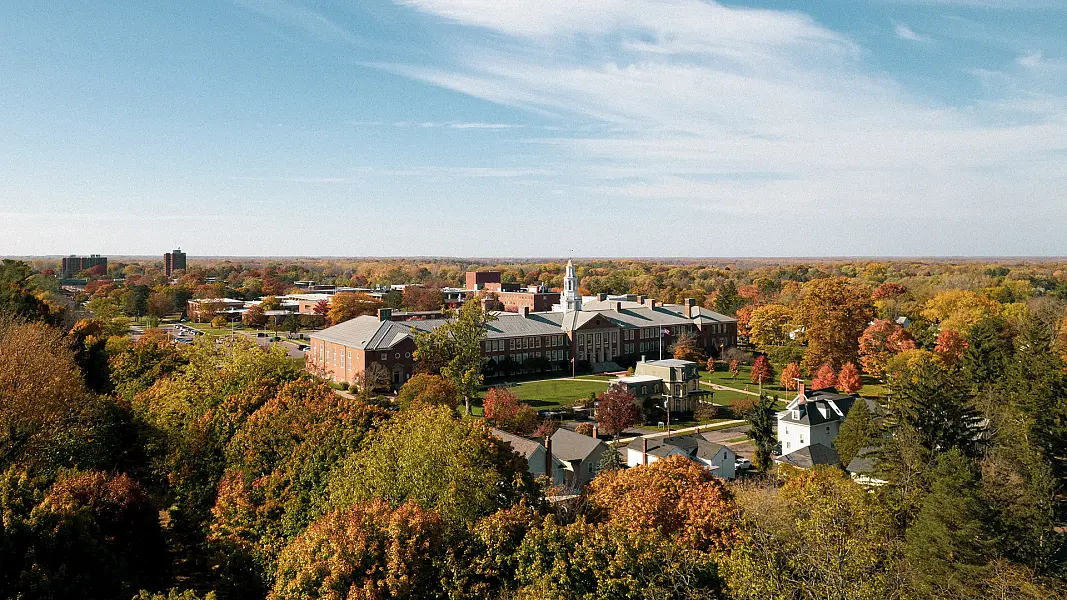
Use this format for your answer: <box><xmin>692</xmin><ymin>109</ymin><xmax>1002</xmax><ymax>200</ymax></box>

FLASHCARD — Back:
<box><xmin>563</xmin><ymin>259</ymin><xmax>581</xmax><ymax>311</ymax></box>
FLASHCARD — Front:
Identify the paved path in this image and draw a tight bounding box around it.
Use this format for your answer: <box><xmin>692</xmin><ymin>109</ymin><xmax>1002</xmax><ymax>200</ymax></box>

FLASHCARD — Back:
<box><xmin>699</xmin><ymin>380</ymin><xmax>762</xmax><ymax>396</ymax></box>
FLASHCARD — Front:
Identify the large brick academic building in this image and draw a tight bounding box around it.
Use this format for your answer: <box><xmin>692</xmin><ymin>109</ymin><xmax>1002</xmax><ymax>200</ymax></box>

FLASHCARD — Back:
<box><xmin>308</xmin><ymin>261</ymin><xmax>738</xmax><ymax>388</ymax></box>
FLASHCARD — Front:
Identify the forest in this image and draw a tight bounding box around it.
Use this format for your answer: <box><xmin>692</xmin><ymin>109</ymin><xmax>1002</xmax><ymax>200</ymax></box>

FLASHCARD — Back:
<box><xmin>1</xmin><ymin>256</ymin><xmax>1066</xmax><ymax>599</ymax></box>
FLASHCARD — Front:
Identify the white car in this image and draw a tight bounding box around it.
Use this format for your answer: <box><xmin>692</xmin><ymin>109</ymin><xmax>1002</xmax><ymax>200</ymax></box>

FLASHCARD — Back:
<box><xmin>734</xmin><ymin>457</ymin><xmax>753</xmax><ymax>470</ymax></box>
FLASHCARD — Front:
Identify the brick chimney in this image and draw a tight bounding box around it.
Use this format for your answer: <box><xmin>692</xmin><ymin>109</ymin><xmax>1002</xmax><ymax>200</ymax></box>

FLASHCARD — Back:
<box><xmin>797</xmin><ymin>380</ymin><xmax>805</xmax><ymax>399</ymax></box>
<box><xmin>519</xmin><ymin>306</ymin><xmax>530</xmax><ymax>317</ymax></box>
<box><xmin>592</xmin><ymin>425</ymin><xmax>598</xmax><ymax>438</ymax></box>
<box><xmin>642</xmin><ymin>438</ymin><xmax>648</xmax><ymax>465</ymax></box>
<box><xmin>686</xmin><ymin>298</ymin><xmax>697</xmax><ymax>317</ymax></box>
<box><xmin>377</xmin><ymin>308</ymin><xmax>392</xmax><ymax>321</ymax></box>
<box><xmin>544</xmin><ymin>436</ymin><xmax>553</xmax><ymax>480</ymax></box>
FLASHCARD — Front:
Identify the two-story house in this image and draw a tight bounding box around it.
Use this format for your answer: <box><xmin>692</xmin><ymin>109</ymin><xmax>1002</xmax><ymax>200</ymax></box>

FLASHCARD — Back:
<box><xmin>775</xmin><ymin>384</ymin><xmax>862</xmax><ymax>469</ymax></box>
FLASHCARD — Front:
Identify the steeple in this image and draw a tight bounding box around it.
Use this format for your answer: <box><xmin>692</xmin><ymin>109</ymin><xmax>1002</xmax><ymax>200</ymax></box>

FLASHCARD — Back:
<box><xmin>563</xmin><ymin>259</ymin><xmax>581</xmax><ymax>311</ymax></box>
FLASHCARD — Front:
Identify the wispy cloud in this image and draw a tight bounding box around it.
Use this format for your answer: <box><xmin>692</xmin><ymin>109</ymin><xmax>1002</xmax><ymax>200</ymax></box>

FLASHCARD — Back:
<box><xmin>384</xmin><ymin>0</ymin><xmax>1067</xmax><ymax>221</ymax></box>
<box><xmin>233</xmin><ymin>0</ymin><xmax>366</xmax><ymax>47</ymax></box>
<box><xmin>894</xmin><ymin>23</ymin><xmax>928</xmax><ymax>42</ymax></box>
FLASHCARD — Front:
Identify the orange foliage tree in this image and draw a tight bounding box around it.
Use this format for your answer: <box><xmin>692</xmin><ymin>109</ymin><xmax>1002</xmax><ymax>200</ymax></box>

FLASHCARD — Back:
<box><xmin>396</xmin><ymin>373</ymin><xmax>458</xmax><ymax>411</ymax></box>
<box><xmin>750</xmin><ymin>355</ymin><xmax>774</xmax><ymax>385</ymax></box>
<box><xmin>857</xmin><ymin>319</ymin><xmax>916</xmax><ymax>378</ymax></box>
<box><xmin>837</xmin><ymin>362</ymin><xmax>863</xmax><ymax>394</ymax></box>
<box><xmin>595</xmin><ymin>387</ymin><xmax>642</xmax><ymax>442</ymax></box>
<box><xmin>780</xmin><ymin>362</ymin><xmax>802</xmax><ymax>391</ymax></box>
<box><xmin>586</xmin><ymin>455</ymin><xmax>739</xmax><ymax>552</ymax></box>
<box><xmin>327</xmin><ymin>292</ymin><xmax>383</xmax><ymax>325</ymax></box>
<box><xmin>482</xmin><ymin>387</ymin><xmax>537</xmax><ymax>435</ymax></box>
<box><xmin>812</xmin><ymin>363</ymin><xmax>837</xmax><ymax>390</ymax></box>
<box><xmin>934</xmin><ymin>329</ymin><xmax>969</xmax><ymax>365</ymax></box>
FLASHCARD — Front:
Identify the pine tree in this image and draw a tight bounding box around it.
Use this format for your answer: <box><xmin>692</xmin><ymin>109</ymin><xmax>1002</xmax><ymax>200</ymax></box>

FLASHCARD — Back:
<box><xmin>835</xmin><ymin>398</ymin><xmax>878</xmax><ymax>466</ymax></box>
<box><xmin>960</xmin><ymin>316</ymin><xmax>1012</xmax><ymax>391</ymax></box>
<box><xmin>745</xmin><ymin>394</ymin><xmax>777</xmax><ymax>472</ymax></box>
<box><xmin>905</xmin><ymin>449</ymin><xmax>995</xmax><ymax>597</ymax></box>
<box><xmin>888</xmin><ymin>354</ymin><xmax>982</xmax><ymax>457</ymax></box>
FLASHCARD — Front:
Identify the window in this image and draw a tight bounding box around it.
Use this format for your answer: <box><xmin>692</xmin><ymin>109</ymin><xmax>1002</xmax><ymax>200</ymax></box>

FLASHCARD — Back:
<box><xmin>536</xmin><ymin>337</ymin><xmax>541</xmax><ymax>348</ymax></box>
<box><xmin>509</xmin><ymin>339</ymin><xmax>515</xmax><ymax>350</ymax></box>
<box><xmin>406</xmin><ymin>352</ymin><xmax>411</xmax><ymax>358</ymax></box>
<box><xmin>395</xmin><ymin>353</ymin><xmax>401</xmax><ymax>359</ymax></box>
<box><xmin>641</xmin><ymin>385</ymin><xmax>647</xmax><ymax>395</ymax></box>
<box><xmin>381</xmin><ymin>352</ymin><xmax>387</xmax><ymax>360</ymax></box>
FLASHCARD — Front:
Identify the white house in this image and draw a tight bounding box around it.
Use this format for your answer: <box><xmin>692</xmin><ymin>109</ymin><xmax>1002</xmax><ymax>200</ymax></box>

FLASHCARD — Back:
<box><xmin>776</xmin><ymin>384</ymin><xmax>865</xmax><ymax>468</ymax></box>
<box><xmin>625</xmin><ymin>433</ymin><xmax>737</xmax><ymax>479</ymax></box>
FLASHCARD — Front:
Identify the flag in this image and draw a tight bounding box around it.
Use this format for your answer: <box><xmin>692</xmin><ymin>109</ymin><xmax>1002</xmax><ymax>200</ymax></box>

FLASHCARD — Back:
<box><xmin>661</xmin><ymin>328</ymin><xmax>671</xmax><ymax>335</ymax></box>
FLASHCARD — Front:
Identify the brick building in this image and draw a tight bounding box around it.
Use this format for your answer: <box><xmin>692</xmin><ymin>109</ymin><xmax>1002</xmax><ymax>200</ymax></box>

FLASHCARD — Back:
<box><xmin>309</xmin><ymin>262</ymin><xmax>737</xmax><ymax>389</ymax></box>
<box><xmin>164</xmin><ymin>248</ymin><xmax>187</xmax><ymax>277</ymax></box>
<box><xmin>60</xmin><ymin>254</ymin><xmax>107</xmax><ymax>278</ymax></box>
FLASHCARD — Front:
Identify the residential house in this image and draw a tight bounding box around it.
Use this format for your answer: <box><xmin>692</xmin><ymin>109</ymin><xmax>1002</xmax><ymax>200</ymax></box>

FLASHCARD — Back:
<box><xmin>549</xmin><ymin>428</ymin><xmax>612</xmax><ymax>490</ymax></box>
<box><xmin>491</xmin><ymin>428</ymin><xmax>565</xmax><ymax>486</ymax></box>
<box><xmin>776</xmin><ymin>384</ymin><xmax>873</xmax><ymax>469</ymax></box>
<box><xmin>625</xmin><ymin>433</ymin><xmax>737</xmax><ymax>478</ymax></box>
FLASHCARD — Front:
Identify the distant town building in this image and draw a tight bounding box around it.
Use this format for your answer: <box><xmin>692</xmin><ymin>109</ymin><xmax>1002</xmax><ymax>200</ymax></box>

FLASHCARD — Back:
<box><xmin>60</xmin><ymin>254</ymin><xmax>107</xmax><ymax>278</ymax></box>
<box><xmin>465</xmin><ymin>270</ymin><xmax>502</xmax><ymax>290</ymax></box>
<box><xmin>164</xmin><ymin>248</ymin><xmax>187</xmax><ymax>277</ymax></box>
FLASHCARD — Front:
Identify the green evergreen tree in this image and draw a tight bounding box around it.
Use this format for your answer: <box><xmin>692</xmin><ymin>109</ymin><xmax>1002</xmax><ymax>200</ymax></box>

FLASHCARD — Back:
<box><xmin>960</xmin><ymin>316</ymin><xmax>1012</xmax><ymax>391</ymax></box>
<box><xmin>887</xmin><ymin>354</ymin><xmax>982</xmax><ymax>457</ymax></box>
<box><xmin>745</xmin><ymin>394</ymin><xmax>777</xmax><ymax>472</ymax></box>
<box><xmin>834</xmin><ymin>398</ymin><xmax>878</xmax><ymax>466</ymax></box>
<box><xmin>905</xmin><ymin>449</ymin><xmax>995</xmax><ymax>598</ymax></box>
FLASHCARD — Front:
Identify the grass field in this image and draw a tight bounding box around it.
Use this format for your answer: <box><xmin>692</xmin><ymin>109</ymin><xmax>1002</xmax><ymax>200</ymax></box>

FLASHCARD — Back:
<box><xmin>702</xmin><ymin>364</ymin><xmax>887</xmax><ymax>399</ymax></box>
<box><xmin>507</xmin><ymin>378</ymin><xmax>610</xmax><ymax>409</ymax></box>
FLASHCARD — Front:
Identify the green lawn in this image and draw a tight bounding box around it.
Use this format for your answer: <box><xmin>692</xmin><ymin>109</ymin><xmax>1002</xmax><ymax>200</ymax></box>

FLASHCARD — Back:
<box><xmin>702</xmin><ymin>364</ymin><xmax>886</xmax><ymax>399</ymax></box>
<box><xmin>506</xmin><ymin>379</ymin><xmax>610</xmax><ymax>410</ymax></box>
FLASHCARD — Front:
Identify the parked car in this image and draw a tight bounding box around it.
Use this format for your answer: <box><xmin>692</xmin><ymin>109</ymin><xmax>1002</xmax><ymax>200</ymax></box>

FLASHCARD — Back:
<box><xmin>734</xmin><ymin>457</ymin><xmax>753</xmax><ymax>471</ymax></box>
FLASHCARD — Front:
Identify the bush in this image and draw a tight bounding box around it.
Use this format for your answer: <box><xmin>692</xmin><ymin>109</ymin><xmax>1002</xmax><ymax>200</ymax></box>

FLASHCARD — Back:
<box><xmin>731</xmin><ymin>396</ymin><xmax>757</xmax><ymax>417</ymax></box>
<box><xmin>575</xmin><ymin>422</ymin><xmax>594</xmax><ymax>436</ymax></box>
<box><xmin>694</xmin><ymin>403</ymin><xmax>721</xmax><ymax>422</ymax></box>
<box><xmin>338</xmin><ymin>381</ymin><xmax>350</xmax><ymax>391</ymax></box>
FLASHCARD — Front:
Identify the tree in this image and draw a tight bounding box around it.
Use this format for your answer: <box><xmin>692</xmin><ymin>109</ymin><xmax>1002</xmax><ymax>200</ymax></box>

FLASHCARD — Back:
<box><xmin>706</xmin><ymin>357</ymin><xmax>716</xmax><ymax>372</ymax></box>
<box><xmin>269</xmin><ymin>500</ymin><xmax>447</xmax><ymax>600</ymax></box>
<box><xmin>414</xmin><ymin>300</ymin><xmax>494</xmax><ymax>415</ymax></box>
<box><xmin>713</xmin><ymin>280</ymin><xmax>745</xmax><ymax>315</ymax></box>
<box><xmin>671</xmin><ymin>331</ymin><xmax>705</xmax><ymax>363</ymax></box>
<box><xmin>836</xmin><ymin>362</ymin><xmax>862</xmax><ymax>394</ymax></box>
<box><xmin>780</xmin><ymin>362</ymin><xmax>802</xmax><ymax>391</ymax></box>
<box><xmin>887</xmin><ymin>353</ymin><xmax>982</xmax><ymax>457</ymax></box>
<box><xmin>258</xmin><ymin>296</ymin><xmax>281</xmax><ymax>310</ymax></box>
<box><xmin>326</xmin><ymin>406</ymin><xmax>539</xmax><ymax>525</ymax></box>
<box><xmin>595</xmin><ymin>387</ymin><xmax>642</xmax><ymax>443</ymax></box>
<box><xmin>402</xmin><ymin>286</ymin><xmax>444</xmax><ymax>312</ymax></box>
<box><xmin>210</xmin><ymin>316</ymin><xmax>227</xmax><ymax>329</ymax></box>
<box><xmin>396</xmin><ymin>373</ymin><xmax>458</xmax><ymax>411</ymax></box>
<box><xmin>482</xmin><ymin>387</ymin><xmax>537</xmax><ymax>435</ymax></box>
<box><xmin>326</xmin><ymin>292</ymin><xmax>383</xmax><ymax>325</ymax></box>
<box><xmin>905</xmin><ymin>449</ymin><xmax>996</xmax><ymax>598</ymax></box>
<box><xmin>749</xmin><ymin>355</ymin><xmax>774</xmax><ymax>386</ymax></box>
<box><xmin>794</xmin><ymin>277</ymin><xmax>875</xmax><ymax>372</ymax></box>
<box><xmin>960</xmin><ymin>316</ymin><xmax>1012</xmax><ymax>391</ymax></box>
<box><xmin>748</xmin><ymin>304</ymin><xmax>794</xmax><ymax>350</ymax></box>
<box><xmin>729</xmin><ymin>359</ymin><xmax>741</xmax><ymax>379</ymax></box>
<box><xmin>282</xmin><ymin>314</ymin><xmax>299</xmax><ymax>336</ymax></box>
<box><xmin>934</xmin><ymin>329</ymin><xmax>968</xmax><ymax>364</ymax></box>
<box><xmin>811</xmin><ymin>363</ymin><xmax>836</xmax><ymax>389</ymax></box>
<box><xmin>745</xmin><ymin>395</ymin><xmax>777</xmax><ymax>472</ymax></box>
<box><xmin>587</xmin><ymin>455</ymin><xmax>739</xmax><ymax>552</ymax></box>
<box><xmin>0</xmin><ymin>259</ymin><xmax>63</xmax><ymax>325</ymax></box>
<box><xmin>857</xmin><ymin>319</ymin><xmax>916</xmax><ymax>378</ymax></box>
<box><xmin>123</xmin><ymin>284</ymin><xmax>150</xmax><ymax>317</ymax></box>
<box><xmin>242</xmin><ymin>304</ymin><xmax>267</xmax><ymax>328</ymax></box>
<box><xmin>834</xmin><ymin>398</ymin><xmax>877</xmax><ymax>466</ymax></box>
<box><xmin>921</xmin><ymin>289</ymin><xmax>1000</xmax><ymax>334</ymax></box>
<box><xmin>311</xmin><ymin>299</ymin><xmax>329</xmax><ymax>318</ymax></box>
<box><xmin>146</xmin><ymin>292</ymin><xmax>175</xmax><ymax>319</ymax></box>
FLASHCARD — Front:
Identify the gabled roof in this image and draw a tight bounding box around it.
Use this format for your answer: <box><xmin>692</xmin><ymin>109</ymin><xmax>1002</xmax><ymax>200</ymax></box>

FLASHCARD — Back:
<box><xmin>777</xmin><ymin>443</ymin><xmax>840</xmax><ymax>469</ymax></box>
<box><xmin>625</xmin><ymin>433</ymin><xmax>729</xmax><ymax>462</ymax></box>
<box><xmin>311</xmin><ymin>316</ymin><xmax>430</xmax><ymax>350</ymax></box>
<box><xmin>845</xmin><ymin>446</ymin><xmax>879</xmax><ymax>475</ymax></box>
<box><xmin>492</xmin><ymin>428</ymin><xmax>543</xmax><ymax>460</ymax></box>
<box><xmin>550</xmin><ymin>428</ymin><xmax>608</xmax><ymax>462</ymax></box>
<box><xmin>778</xmin><ymin>388</ymin><xmax>858</xmax><ymax>426</ymax></box>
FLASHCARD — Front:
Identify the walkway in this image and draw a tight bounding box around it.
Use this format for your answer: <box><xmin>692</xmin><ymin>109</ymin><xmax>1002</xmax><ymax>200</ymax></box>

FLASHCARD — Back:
<box><xmin>699</xmin><ymin>380</ymin><xmax>762</xmax><ymax>396</ymax></box>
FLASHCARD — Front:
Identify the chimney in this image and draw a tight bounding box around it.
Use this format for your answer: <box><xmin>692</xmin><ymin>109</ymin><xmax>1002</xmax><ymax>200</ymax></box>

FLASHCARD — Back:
<box><xmin>686</xmin><ymin>298</ymin><xmax>696</xmax><ymax>317</ymax></box>
<box><xmin>377</xmin><ymin>308</ymin><xmax>392</xmax><ymax>321</ymax></box>
<box><xmin>592</xmin><ymin>425</ymin><xmax>598</xmax><ymax>439</ymax></box>
<box><xmin>520</xmin><ymin>306</ymin><xmax>530</xmax><ymax>317</ymax></box>
<box><xmin>645</xmin><ymin>298</ymin><xmax>657</xmax><ymax>309</ymax></box>
<box><xmin>544</xmin><ymin>436</ymin><xmax>553</xmax><ymax>480</ymax></box>
<box><xmin>640</xmin><ymin>354</ymin><xmax>646</xmax><ymax>363</ymax></box>
<box><xmin>797</xmin><ymin>380</ymin><xmax>805</xmax><ymax>400</ymax></box>
<box><xmin>615</xmin><ymin>301</ymin><xmax>623</xmax><ymax>312</ymax></box>
<box><xmin>642</xmin><ymin>438</ymin><xmax>648</xmax><ymax>465</ymax></box>
<box><xmin>637</xmin><ymin>295</ymin><xmax>646</xmax><ymax>304</ymax></box>
<box><xmin>598</xmin><ymin>293</ymin><xmax>608</xmax><ymax>301</ymax></box>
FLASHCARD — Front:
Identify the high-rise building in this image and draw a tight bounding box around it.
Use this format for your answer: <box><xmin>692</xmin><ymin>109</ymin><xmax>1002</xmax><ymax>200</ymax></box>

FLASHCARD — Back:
<box><xmin>164</xmin><ymin>248</ymin><xmax>187</xmax><ymax>277</ymax></box>
<box><xmin>60</xmin><ymin>254</ymin><xmax>107</xmax><ymax>278</ymax></box>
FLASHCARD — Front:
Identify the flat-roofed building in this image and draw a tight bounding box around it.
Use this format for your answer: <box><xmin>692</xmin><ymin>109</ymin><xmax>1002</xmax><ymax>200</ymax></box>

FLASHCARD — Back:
<box><xmin>164</xmin><ymin>248</ymin><xmax>187</xmax><ymax>277</ymax></box>
<box><xmin>61</xmin><ymin>254</ymin><xmax>107</xmax><ymax>278</ymax></box>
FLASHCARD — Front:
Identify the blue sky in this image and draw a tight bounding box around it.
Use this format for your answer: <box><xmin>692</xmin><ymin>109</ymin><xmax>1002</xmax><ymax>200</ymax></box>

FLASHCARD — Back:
<box><xmin>1</xmin><ymin>0</ymin><xmax>1064</xmax><ymax>257</ymax></box>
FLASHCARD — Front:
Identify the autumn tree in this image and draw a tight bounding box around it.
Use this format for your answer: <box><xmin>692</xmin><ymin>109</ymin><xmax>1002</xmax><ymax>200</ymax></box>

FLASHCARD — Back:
<box><xmin>242</xmin><ymin>304</ymin><xmax>267</xmax><ymax>328</ymax></box>
<box><xmin>402</xmin><ymin>285</ymin><xmax>444</xmax><ymax>312</ymax></box>
<box><xmin>934</xmin><ymin>329</ymin><xmax>968</xmax><ymax>364</ymax></box>
<box><xmin>326</xmin><ymin>405</ymin><xmax>539</xmax><ymax>525</ymax></box>
<box><xmin>886</xmin><ymin>352</ymin><xmax>982</xmax><ymax>457</ymax></box>
<box><xmin>811</xmin><ymin>363</ymin><xmax>837</xmax><ymax>389</ymax></box>
<box><xmin>395</xmin><ymin>373</ymin><xmax>458</xmax><ymax>411</ymax></box>
<box><xmin>586</xmin><ymin>455</ymin><xmax>739</xmax><ymax>552</ymax></box>
<box><xmin>414</xmin><ymin>300</ymin><xmax>494</xmax><ymax>414</ymax></box>
<box><xmin>749</xmin><ymin>355</ymin><xmax>774</xmax><ymax>386</ymax></box>
<box><xmin>921</xmin><ymin>289</ymin><xmax>1000</xmax><ymax>335</ymax></box>
<box><xmin>482</xmin><ymin>387</ymin><xmax>537</xmax><ymax>435</ymax></box>
<box><xmin>595</xmin><ymin>387</ymin><xmax>642</xmax><ymax>443</ymax></box>
<box><xmin>0</xmin><ymin>259</ymin><xmax>63</xmax><ymax>325</ymax></box>
<box><xmin>269</xmin><ymin>500</ymin><xmax>446</xmax><ymax>600</ymax></box>
<box><xmin>780</xmin><ymin>362</ymin><xmax>802</xmax><ymax>391</ymax></box>
<box><xmin>836</xmin><ymin>362</ymin><xmax>863</xmax><ymax>394</ymax></box>
<box><xmin>794</xmin><ymin>277</ymin><xmax>875</xmax><ymax>372</ymax></box>
<box><xmin>311</xmin><ymin>299</ymin><xmax>329</xmax><ymax>318</ymax></box>
<box><xmin>326</xmin><ymin>292</ymin><xmax>383</xmax><ymax>325</ymax></box>
<box><xmin>671</xmin><ymin>331</ymin><xmax>705</xmax><ymax>363</ymax></box>
<box><xmin>857</xmin><ymin>319</ymin><xmax>917</xmax><ymax>378</ymax></box>
<box><xmin>747</xmin><ymin>304</ymin><xmax>794</xmax><ymax>350</ymax></box>
<box><xmin>729</xmin><ymin>359</ymin><xmax>741</xmax><ymax>379</ymax></box>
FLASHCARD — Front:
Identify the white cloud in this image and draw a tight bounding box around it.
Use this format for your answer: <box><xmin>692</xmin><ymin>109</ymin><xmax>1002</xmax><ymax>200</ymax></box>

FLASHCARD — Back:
<box><xmin>894</xmin><ymin>23</ymin><xmax>928</xmax><ymax>42</ymax></box>
<box><xmin>387</xmin><ymin>0</ymin><xmax>1067</xmax><ymax>225</ymax></box>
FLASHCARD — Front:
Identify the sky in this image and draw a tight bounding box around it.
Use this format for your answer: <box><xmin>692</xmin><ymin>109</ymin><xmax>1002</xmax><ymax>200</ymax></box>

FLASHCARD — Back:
<box><xmin>1</xmin><ymin>0</ymin><xmax>1065</xmax><ymax>258</ymax></box>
